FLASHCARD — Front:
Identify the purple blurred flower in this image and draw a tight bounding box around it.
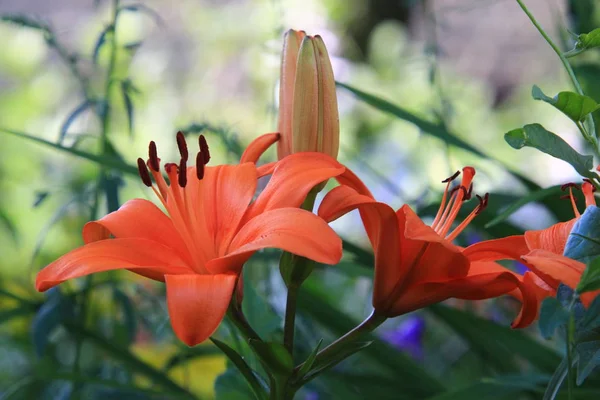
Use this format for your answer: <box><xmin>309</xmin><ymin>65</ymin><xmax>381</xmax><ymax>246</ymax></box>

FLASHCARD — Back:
<box><xmin>513</xmin><ymin>261</ymin><xmax>528</xmax><ymax>275</ymax></box>
<box><xmin>380</xmin><ymin>315</ymin><xmax>425</xmax><ymax>360</ymax></box>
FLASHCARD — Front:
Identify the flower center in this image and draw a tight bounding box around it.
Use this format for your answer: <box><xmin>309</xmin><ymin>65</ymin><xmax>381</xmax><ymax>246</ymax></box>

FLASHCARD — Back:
<box><xmin>136</xmin><ymin>132</ymin><xmax>212</xmax><ymax>273</ymax></box>
<box><xmin>431</xmin><ymin>167</ymin><xmax>488</xmax><ymax>242</ymax></box>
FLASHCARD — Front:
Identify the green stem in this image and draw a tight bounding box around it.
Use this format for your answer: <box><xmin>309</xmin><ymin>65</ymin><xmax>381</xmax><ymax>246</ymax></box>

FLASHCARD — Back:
<box><xmin>227</xmin><ymin>304</ymin><xmax>262</xmax><ymax>343</ymax></box>
<box><xmin>565</xmin><ymin>295</ymin><xmax>577</xmax><ymax>400</ymax></box>
<box><xmin>101</xmin><ymin>0</ymin><xmax>120</xmax><ymax>149</ymax></box>
<box><xmin>294</xmin><ymin>310</ymin><xmax>386</xmax><ymax>380</ymax></box>
<box><xmin>516</xmin><ymin>0</ymin><xmax>597</xmax><ymax>146</ymax></box>
<box><xmin>283</xmin><ymin>283</ymin><xmax>299</xmax><ymax>354</ymax></box>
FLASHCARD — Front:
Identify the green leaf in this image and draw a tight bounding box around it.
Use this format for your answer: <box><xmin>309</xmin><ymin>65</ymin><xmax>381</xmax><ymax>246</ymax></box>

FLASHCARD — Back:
<box><xmin>121</xmin><ymin>81</ymin><xmax>135</xmax><ymax>137</ymax></box>
<box><xmin>0</xmin><ymin>305</ymin><xmax>36</xmax><ymax>324</ymax></box>
<box><xmin>575</xmin><ymin>340</ymin><xmax>600</xmax><ymax>385</ymax></box>
<box><xmin>577</xmin><ymin>257</ymin><xmax>600</xmax><ymax>294</ymax></box>
<box><xmin>241</xmin><ymin>274</ymin><xmax>281</xmax><ymax>339</ymax></box>
<box><xmin>532</xmin><ymin>85</ymin><xmax>600</xmax><ymax>122</ymax></box>
<box><xmin>577</xmin><ymin>28</ymin><xmax>600</xmax><ymax>50</ymax></box>
<box><xmin>214</xmin><ymin>367</ymin><xmax>257</xmax><ymax>400</ymax></box>
<box><xmin>336</xmin><ymin>81</ymin><xmax>543</xmax><ymax>192</ymax></box>
<box><xmin>65</xmin><ymin>322</ymin><xmax>194</xmax><ymax>398</ymax></box>
<box><xmin>485</xmin><ymin>185</ymin><xmax>563</xmax><ymax>228</ymax></box>
<box><xmin>565</xmin><ymin>206</ymin><xmax>600</xmax><ymax>263</ymax></box>
<box><xmin>112</xmin><ymin>288</ymin><xmax>137</xmax><ymax>346</ymax></box>
<box><xmin>296</xmin><ymin>338</ymin><xmax>323</xmax><ymax>379</ymax></box>
<box><xmin>337</xmin><ymin>81</ymin><xmax>485</xmax><ymax>157</ymax></box>
<box><xmin>247</xmin><ymin>340</ymin><xmax>293</xmax><ymax>377</ymax></box>
<box><xmin>300</xmin><ymin>284</ymin><xmax>444</xmax><ymax>397</ymax></box>
<box><xmin>211</xmin><ymin>338</ymin><xmax>268</xmax><ymax>400</ymax></box>
<box><xmin>0</xmin><ymin>128</ymin><xmax>139</xmax><ymax>176</ymax></box>
<box><xmin>429</xmin><ymin>304</ymin><xmax>561</xmax><ymax>373</ymax></box>
<box><xmin>300</xmin><ymin>341</ymin><xmax>373</xmax><ymax>385</ymax></box>
<box><xmin>32</xmin><ymin>289</ymin><xmax>75</xmax><ymax>358</ymax></box>
<box><xmin>581</xmin><ymin>296</ymin><xmax>600</xmax><ymax>329</ymax></box>
<box><xmin>59</xmin><ymin>101</ymin><xmax>94</xmax><ymax>144</ymax></box>
<box><xmin>543</xmin><ymin>356</ymin><xmax>571</xmax><ymax>400</ymax></box>
<box><xmin>0</xmin><ymin>14</ymin><xmax>49</xmax><ymax>31</ymax></box>
<box><xmin>427</xmin><ymin>375</ymin><xmax>546</xmax><ymax>400</ymax></box>
<box><xmin>504</xmin><ymin>123</ymin><xmax>594</xmax><ymax>177</ymax></box>
<box><xmin>538</xmin><ymin>297</ymin><xmax>570</xmax><ymax>339</ymax></box>
<box><xmin>118</xmin><ymin>3</ymin><xmax>164</xmax><ymax>25</ymax></box>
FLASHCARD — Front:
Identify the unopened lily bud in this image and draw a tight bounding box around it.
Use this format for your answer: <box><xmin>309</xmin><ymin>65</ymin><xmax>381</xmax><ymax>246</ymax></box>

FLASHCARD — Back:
<box><xmin>277</xmin><ymin>30</ymin><xmax>339</xmax><ymax>161</ymax></box>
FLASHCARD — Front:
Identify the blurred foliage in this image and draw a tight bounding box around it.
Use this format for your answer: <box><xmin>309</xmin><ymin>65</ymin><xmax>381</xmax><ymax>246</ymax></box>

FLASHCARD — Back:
<box><xmin>1</xmin><ymin>0</ymin><xmax>600</xmax><ymax>399</ymax></box>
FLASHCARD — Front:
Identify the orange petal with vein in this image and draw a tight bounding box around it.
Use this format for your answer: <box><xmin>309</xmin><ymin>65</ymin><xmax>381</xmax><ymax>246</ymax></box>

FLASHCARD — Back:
<box><xmin>208</xmin><ymin>208</ymin><xmax>342</xmax><ymax>274</ymax></box>
<box><xmin>82</xmin><ymin>199</ymin><xmax>192</xmax><ymax>265</ymax></box>
<box><xmin>246</xmin><ymin>152</ymin><xmax>344</xmax><ymax>219</ymax></box>
<box><xmin>165</xmin><ymin>274</ymin><xmax>236</xmax><ymax>346</ymax></box>
<box><xmin>463</xmin><ymin>235</ymin><xmax>530</xmax><ymax>262</ymax></box>
<box><xmin>36</xmin><ymin>238</ymin><xmax>192</xmax><ymax>292</ymax></box>
<box><xmin>524</xmin><ymin>219</ymin><xmax>577</xmax><ymax>254</ymax></box>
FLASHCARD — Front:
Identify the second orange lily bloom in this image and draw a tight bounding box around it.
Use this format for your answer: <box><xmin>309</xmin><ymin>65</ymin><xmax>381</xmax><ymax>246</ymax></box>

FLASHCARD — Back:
<box><xmin>318</xmin><ymin>167</ymin><xmax>538</xmax><ymax>327</ymax></box>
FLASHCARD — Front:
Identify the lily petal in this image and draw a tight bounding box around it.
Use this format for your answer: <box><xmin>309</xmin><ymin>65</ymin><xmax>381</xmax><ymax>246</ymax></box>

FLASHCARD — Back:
<box><xmin>463</xmin><ymin>235</ymin><xmax>530</xmax><ymax>262</ymax></box>
<box><xmin>521</xmin><ymin>249</ymin><xmax>585</xmax><ymax>289</ymax></box>
<box><xmin>208</xmin><ymin>208</ymin><xmax>342</xmax><ymax>274</ymax></box>
<box><xmin>240</xmin><ymin>133</ymin><xmax>280</xmax><ymax>164</ymax></box>
<box><xmin>398</xmin><ymin>205</ymin><xmax>469</xmax><ymax>284</ymax></box>
<box><xmin>165</xmin><ymin>274</ymin><xmax>237</xmax><ymax>346</ymax></box>
<box><xmin>524</xmin><ymin>219</ymin><xmax>577</xmax><ymax>254</ymax></box>
<box><xmin>202</xmin><ymin>164</ymin><xmax>258</xmax><ymax>256</ymax></box>
<box><xmin>245</xmin><ymin>152</ymin><xmax>344</xmax><ymax>221</ymax></box>
<box><xmin>82</xmin><ymin>199</ymin><xmax>192</xmax><ymax>265</ymax></box>
<box><xmin>510</xmin><ymin>271</ymin><xmax>553</xmax><ymax>328</ymax></box>
<box><xmin>36</xmin><ymin>238</ymin><xmax>192</xmax><ymax>292</ymax></box>
<box><xmin>334</xmin><ymin>167</ymin><xmax>374</xmax><ymax>197</ymax></box>
<box><xmin>318</xmin><ymin>185</ymin><xmax>402</xmax><ymax>306</ymax></box>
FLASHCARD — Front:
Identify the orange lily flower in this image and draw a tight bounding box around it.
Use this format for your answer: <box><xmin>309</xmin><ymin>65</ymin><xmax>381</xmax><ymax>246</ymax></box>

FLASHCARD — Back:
<box><xmin>318</xmin><ymin>167</ymin><xmax>534</xmax><ymax>325</ymax></box>
<box><xmin>36</xmin><ymin>133</ymin><xmax>345</xmax><ymax>346</ymax></box>
<box><xmin>464</xmin><ymin>181</ymin><xmax>599</xmax><ymax>312</ymax></box>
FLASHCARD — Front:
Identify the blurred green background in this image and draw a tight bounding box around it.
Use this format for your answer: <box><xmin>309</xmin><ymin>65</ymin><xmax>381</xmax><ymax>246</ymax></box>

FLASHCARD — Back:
<box><xmin>1</xmin><ymin>0</ymin><xmax>600</xmax><ymax>399</ymax></box>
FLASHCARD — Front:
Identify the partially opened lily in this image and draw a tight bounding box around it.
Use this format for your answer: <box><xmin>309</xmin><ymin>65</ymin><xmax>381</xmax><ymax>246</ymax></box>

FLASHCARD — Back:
<box><xmin>318</xmin><ymin>167</ymin><xmax>533</xmax><ymax>325</ymax></box>
<box><xmin>464</xmin><ymin>181</ymin><xmax>599</xmax><ymax>311</ymax></box>
<box><xmin>36</xmin><ymin>133</ymin><xmax>345</xmax><ymax>346</ymax></box>
<box><xmin>240</xmin><ymin>29</ymin><xmax>339</xmax><ymax>166</ymax></box>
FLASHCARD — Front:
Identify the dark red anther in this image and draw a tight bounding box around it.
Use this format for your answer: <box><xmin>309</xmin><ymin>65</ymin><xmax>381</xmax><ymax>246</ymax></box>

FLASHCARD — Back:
<box><xmin>560</xmin><ymin>194</ymin><xmax>572</xmax><ymax>200</ymax></box>
<box><xmin>199</xmin><ymin>135</ymin><xmax>210</xmax><ymax>164</ymax></box>
<box><xmin>148</xmin><ymin>141</ymin><xmax>160</xmax><ymax>171</ymax></box>
<box><xmin>442</xmin><ymin>170</ymin><xmax>461</xmax><ymax>183</ymax></box>
<box><xmin>196</xmin><ymin>152</ymin><xmax>205</xmax><ymax>180</ymax></box>
<box><xmin>178</xmin><ymin>158</ymin><xmax>187</xmax><ymax>187</ymax></box>
<box><xmin>137</xmin><ymin>158</ymin><xmax>152</xmax><ymax>187</ymax></box>
<box><xmin>475</xmin><ymin>193</ymin><xmax>489</xmax><ymax>215</ymax></box>
<box><xmin>176</xmin><ymin>131</ymin><xmax>188</xmax><ymax>161</ymax></box>
<box><xmin>464</xmin><ymin>183</ymin><xmax>474</xmax><ymax>201</ymax></box>
<box><xmin>561</xmin><ymin>182</ymin><xmax>580</xmax><ymax>191</ymax></box>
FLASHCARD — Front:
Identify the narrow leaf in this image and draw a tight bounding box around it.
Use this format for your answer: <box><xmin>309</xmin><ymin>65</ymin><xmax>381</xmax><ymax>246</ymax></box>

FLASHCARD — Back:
<box><xmin>577</xmin><ymin>257</ymin><xmax>600</xmax><ymax>294</ymax></box>
<box><xmin>0</xmin><ymin>14</ymin><xmax>49</xmax><ymax>31</ymax></box>
<box><xmin>118</xmin><ymin>4</ymin><xmax>164</xmax><ymax>25</ymax></box>
<box><xmin>532</xmin><ymin>85</ymin><xmax>599</xmax><ymax>122</ymax></box>
<box><xmin>121</xmin><ymin>81</ymin><xmax>134</xmax><ymax>137</ymax></box>
<box><xmin>485</xmin><ymin>185</ymin><xmax>563</xmax><ymax>228</ymax></box>
<box><xmin>575</xmin><ymin>340</ymin><xmax>600</xmax><ymax>385</ymax></box>
<box><xmin>92</xmin><ymin>26</ymin><xmax>111</xmax><ymax>65</ymax></box>
<box><xmin>0</xmin><ymin>128</ymin><xmax>139</xmax><ymax>176</ymax></box>
<box><xmin>504</xmin><ymin>123</ymin><xmax>594</xmax><ymax>178</ymax></box>
<box><xmin>301</xmin><ymin>341</ymin><xmax>373</xmax><ymax>384</ymax></box>
<box><xmin>163</xmin><ymin>345</ymin><xmax>222</xmax><ymax>371</ymax></box>
<box><xmin>211</xmin><ymin>338</ymin><xmax>268</xmax><ymax>400</ymax></box>
<box><xmin>296</xmin><ymin>338</ymin><xmax>323</xmax><ymax>379</ymax></box>
<box><xmin>59</xmin><ymin>101</ymin><xmax>93</xmax><ymax>143</ymax></box>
